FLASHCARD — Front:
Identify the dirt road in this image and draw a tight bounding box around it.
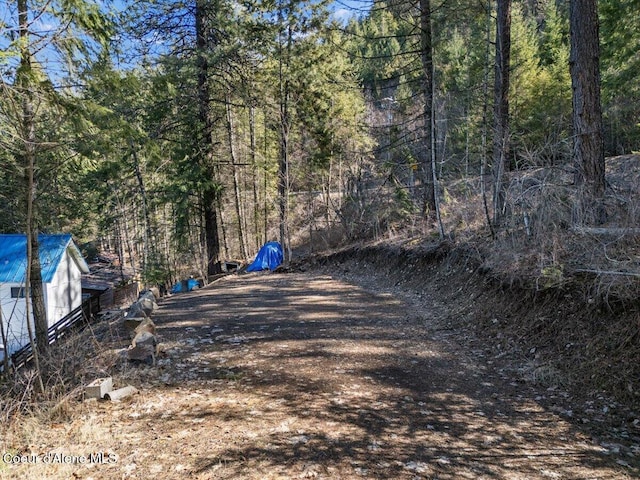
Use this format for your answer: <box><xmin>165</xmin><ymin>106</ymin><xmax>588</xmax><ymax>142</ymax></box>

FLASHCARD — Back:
<box><xmin>2</xmin><ymin>270</ymin><xmax>634</xmax><ymax>479</ymax></box>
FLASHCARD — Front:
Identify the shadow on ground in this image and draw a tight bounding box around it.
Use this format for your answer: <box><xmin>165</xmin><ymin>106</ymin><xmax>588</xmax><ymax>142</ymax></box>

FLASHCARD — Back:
<box><xmin>139</xmin><ymin>272</ymin><xmax>633</xmax><ymax>479</ymax></box>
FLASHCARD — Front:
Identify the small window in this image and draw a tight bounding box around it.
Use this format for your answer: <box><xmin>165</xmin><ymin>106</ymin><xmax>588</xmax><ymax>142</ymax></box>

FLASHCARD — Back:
<box><xmin>10</xmin><ymin>287</ymin><xmax>28</xmax><ymax>298</ymax></box>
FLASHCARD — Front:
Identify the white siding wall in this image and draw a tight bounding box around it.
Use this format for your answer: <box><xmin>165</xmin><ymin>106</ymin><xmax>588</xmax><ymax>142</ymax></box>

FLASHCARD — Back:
<box><xmin>0</xmin><ymin>248</ymin><xmax>84</xmax><ymax>356</ymax></box>
<box><xmin>46</xmin><ymin>250</ymin><xmax>83</xmax><ymax>328</ymax></box>
<box><xmin>0</xmin><ymin>284</ymin><xmax>30</xmax><ymax>355</ymax></box>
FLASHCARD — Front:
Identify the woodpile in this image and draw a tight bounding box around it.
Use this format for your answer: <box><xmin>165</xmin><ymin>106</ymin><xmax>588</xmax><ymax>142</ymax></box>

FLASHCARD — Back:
<box><xmin>123</xmin><ymin>289</ymin><xmax>160</xmax><ymax>365</ymax></box>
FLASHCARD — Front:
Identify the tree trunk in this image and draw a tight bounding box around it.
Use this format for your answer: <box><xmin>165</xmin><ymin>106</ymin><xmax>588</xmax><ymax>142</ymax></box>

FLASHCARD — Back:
<box><xmin>217</xmin><ymin>195</ymin><xmax>229</xmax><ymax>260</ymax></box>
<box><xmin>418</xmin><ymin>0</ymin><xmax>436</xmax><ymax>217</ymax></box>
<box><xmin>116</xmin><ymin>194</ymin><xmax>137</xmax><ymax>277</ymax></box>
<box><xmin>263</xmin><ymin>116</ymin><xmax>269</xmax><ymax>244</ymax></box>
<box><xmin>430</xmin><ymin>111</ymin><xmax>446</xmax><ymax>240</ymax></box>
<box><xmin>249</xmin><ymin>104</ymin><xmax>261</xmax><ymax>252</ymax></box>
<box><xmin>203</xmin><ymin>198</ymin><xmax>222</xmax><ymax>275</ymax></box>
<box><xmin>28</xmin><ymin>222</ymin><xmax>48</xmax><ymax>358</ymax></box>
<box><xmin>132</xmin><ymin>147</ymin><xmax>152</xmax><ymax>274</ymax></box>
<box><xmin>0</xmin><ymin>290</ymin><xmax>10</xmax><ymax>376</ymax></box>
<box><xmin>493</xmin><ymin>0</ymin><xmax>511</xmax><ymax>227</ymax></box>
<box><xmin>569</xmin><ymin>0</ymin><xmax>606</xmax><ymax>224</ymax></box>
<box><xmin>325</xmin><ymin>169</ymin><xmax>331</xmax><ymax>230</ymax></box>
<box><xmin>278</xmin><ymin>112</ymin><xmax>290</xmax><ymax>265</ymax></box>
<box><xmin>17</xmin><ymin>0</ymin><xmax>48</xmax><ymax>375</ymax></box>
<box><xmin>277</xmin><ymin>3</ymin><xmax>292</xmax><ymax>265</ymax></box>
<box><xmin>25</xmin><ymin>226</ymin><xmax>45</xmax><ymax>393</ymax></box>
<box><xmin>481</xmin><ymin>2</ymin><xmax>495</xmax><ymax>237</ymax></box>
<box><xmin>226</xmin><ymin>95</ymin><xmax>248</xmax><ymax>261</ymax></box>
<box><xmin>196</xmin><ymin>0</ymin><xmax>222</xmax><ymax>276</ymax></box>
<box><xmin>418</xmin><ymin>0</ymin><xmax>445</xmax><ymax>238</ymax></box>
<box><xmin>114</xmin><ymin>219</ymin><xmax>126</xmax><ymax>283</ymax></box>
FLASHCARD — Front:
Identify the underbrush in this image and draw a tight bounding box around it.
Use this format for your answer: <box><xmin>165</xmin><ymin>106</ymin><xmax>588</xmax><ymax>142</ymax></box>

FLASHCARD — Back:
<box><xmin>0</xmin><ymin>315</ymin><xmax>126</xmax><ymax>443</ymax></box>
<box><xmin>307</xmin><ymin>155</ymin><xmax>639</xmax><ymax>306</ymax></box>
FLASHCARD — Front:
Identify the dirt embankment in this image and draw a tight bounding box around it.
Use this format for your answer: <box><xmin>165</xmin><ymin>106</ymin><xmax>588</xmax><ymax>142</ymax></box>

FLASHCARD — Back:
<box><xmin>308</xmin><ymin>241</ymin><xmax>640</xmax><ymax>463</ymax></box>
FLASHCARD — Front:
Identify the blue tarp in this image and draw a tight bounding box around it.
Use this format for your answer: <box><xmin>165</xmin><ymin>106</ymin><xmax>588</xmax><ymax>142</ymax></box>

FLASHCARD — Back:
<box><xmin>246</xmin><ymin>242</ymin><xmax>283</xmax><ymax>272</ymax></box>
<box><xmin>170</xmin><ymin>278</ymin><xmax>201</xmax><ymax>293</ymax></box>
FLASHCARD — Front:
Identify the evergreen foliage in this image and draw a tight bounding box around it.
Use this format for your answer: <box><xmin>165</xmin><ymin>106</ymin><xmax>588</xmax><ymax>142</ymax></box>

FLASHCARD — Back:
<box><xmin>0</xmin><ymin>0</ymin><xmax>638</xmax><ymax>283</ymax></box>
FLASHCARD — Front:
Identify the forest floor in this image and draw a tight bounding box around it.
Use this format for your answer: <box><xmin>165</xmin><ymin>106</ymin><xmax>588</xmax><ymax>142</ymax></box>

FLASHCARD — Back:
<box><xmin>1</xmin><ymin>255</ymin><xmax>639</xmax><ymax>479</ymax></box>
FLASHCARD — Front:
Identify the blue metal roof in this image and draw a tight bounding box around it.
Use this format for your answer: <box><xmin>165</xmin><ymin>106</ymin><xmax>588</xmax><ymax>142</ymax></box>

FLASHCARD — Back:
<box><xmin>0</xmin><ymin>234</ymin><xmax>89</xmax><ymax>284</ymax></box>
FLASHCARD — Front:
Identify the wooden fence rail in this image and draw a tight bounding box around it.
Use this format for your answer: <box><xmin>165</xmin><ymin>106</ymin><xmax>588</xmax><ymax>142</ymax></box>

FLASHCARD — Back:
<box><xmin>10</xmin><ymin>295</ymin><xmax>100</xmax><ymax>371</ymax></box>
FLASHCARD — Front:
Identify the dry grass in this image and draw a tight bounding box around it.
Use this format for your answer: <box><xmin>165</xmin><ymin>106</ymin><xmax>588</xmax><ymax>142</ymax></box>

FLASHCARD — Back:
<box><xmin>0</xmin><ymin>401</ymin><xmax>121</xmax><ymax>480</ymax></box>
<box><xmin>430</xmin><ymin>155</ymin><xmax>640</xmax><ymax>305</ymax></box>
<box><xmin>0</xmin><ymin>313</ymin><xmax>127</xmax><ymax>450</ymax></box>
<box><xmin>299</xmin><ymin>155</ymin><xmax>640</xmax><ymax>305</ymax></box>
<box><xmin>0</xmin><ymin>310</ymin><xmax>155</xmax><ymax>479</ymax></box>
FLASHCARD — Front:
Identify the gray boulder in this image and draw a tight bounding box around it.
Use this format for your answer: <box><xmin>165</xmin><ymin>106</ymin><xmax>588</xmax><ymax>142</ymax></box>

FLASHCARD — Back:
<box><xmin>137</xmin><ymin>297</ymin><xmax>158</xmax><ymax>316</ymax></box>
<box><xmin>125</xmin><ymin>301</ymin><xmax>148</xmax><ymax>319</ymax></box>
<box><xmin>127</xmin><ymin>331</ymin><xmax>158</xmax><ymax>365</ymax></box>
